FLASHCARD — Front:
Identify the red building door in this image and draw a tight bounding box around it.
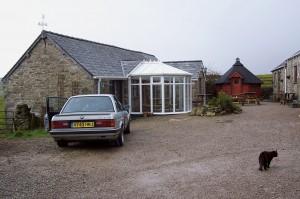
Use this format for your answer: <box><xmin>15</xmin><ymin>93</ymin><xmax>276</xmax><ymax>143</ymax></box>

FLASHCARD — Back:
<box><xmin>229</xmin><ymin>72</ymin><xmax>243</xmax><ymax>96</ymax></box>
<box><xmin>231</xmin><ymin>77</ymin><xmax>242</xmax><ymax>96</ymax></box>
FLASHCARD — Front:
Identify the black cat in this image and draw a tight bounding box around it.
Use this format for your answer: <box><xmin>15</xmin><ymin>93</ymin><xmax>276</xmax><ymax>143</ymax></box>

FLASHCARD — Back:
<box><xmin>259</xmin><ymin>150</ymin><xmax>278</xmax><ymax>171</ymax></box>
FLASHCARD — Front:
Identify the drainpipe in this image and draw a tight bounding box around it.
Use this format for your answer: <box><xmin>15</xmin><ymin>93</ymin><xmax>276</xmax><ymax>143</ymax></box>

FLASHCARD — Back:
<box><xmin>284</xmin><ymin>66</ymin><xmax>287</xmax><ymax>94</ymax></box>
<box><xmin>128</xmin><ymin>76</ymin><xmax>131</xmax><ymax>113</ymax></box>
<box><xmin>97</xmin><ymin>78</ymin><xmax>101</xmax><ymax>94</ymax></box>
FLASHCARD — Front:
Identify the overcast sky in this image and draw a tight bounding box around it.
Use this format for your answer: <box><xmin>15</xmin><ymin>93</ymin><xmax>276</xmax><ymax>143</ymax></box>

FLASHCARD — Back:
<box><xmin>0</xmin><ymin>0</ymin><xmax>299</xmax><ymax>77</ymax></box>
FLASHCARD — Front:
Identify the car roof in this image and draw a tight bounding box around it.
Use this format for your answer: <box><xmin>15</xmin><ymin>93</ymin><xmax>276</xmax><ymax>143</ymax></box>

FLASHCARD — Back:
<box><xmin>70</xmin><ymin>94</ymin><xmax>114</xmax><ymax>98</ymax></box>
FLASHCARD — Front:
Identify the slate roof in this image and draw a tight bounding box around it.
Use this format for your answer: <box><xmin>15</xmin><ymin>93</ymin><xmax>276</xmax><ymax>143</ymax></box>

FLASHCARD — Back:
<box><xmin>163</xmin><ymin>60</ymin><xmax>204</xmax><ymax>80</ymax></box>
<box><xmin>121</xmin><ymin>61</ymin><xmax>141</xmax><ymax>76</ymax></box>
<box><xmin>291</xmin><ymin>49</ymin><xmax>300</xmax><ymax>58</ymax></box>
<box><xmin>46</xmin><ymin>31</ymin><xmax>157</xmax><ymax>77</ymax></box>
<box><xmin>271</xmin><ymin>60</ymin><xmax>286</xmax><ymax>72</ymax></box>
<box><xmin>3</xmin><ymin>31</ymin><xmax>203</xmax><ymax>81</ymax></box>
<box><xmin>3</xmin><ymin>31</ymin><xmax>157</xmax><ymax>80</ymax></box>
<box><xmin>215</xmin><ymin>58</ymin><xmax>262</xmax><ymax>84</ymax></box>
<box><xmin>271</xmin><ymin>49</ymin><xmax>300</xmax><ymax>72</ymax></box>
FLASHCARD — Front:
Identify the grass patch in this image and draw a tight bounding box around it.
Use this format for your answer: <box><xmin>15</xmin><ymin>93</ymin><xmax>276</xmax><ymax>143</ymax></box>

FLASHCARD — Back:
<box><xmin>0</xmin><ymin>129</ymin><xmax>49</xmax><ymax>139</ymax></box>
<box><xmin>257</xmin><ymin>74</ymin><xmax>272</xmax><ymax>88</ymax></box>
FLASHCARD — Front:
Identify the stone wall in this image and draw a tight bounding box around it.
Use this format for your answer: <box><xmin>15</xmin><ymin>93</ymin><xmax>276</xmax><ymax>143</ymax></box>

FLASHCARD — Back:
<box><xmin>3</xmin><ymin>38</ymin><xmax>97</xmax><ymax>117</ymax></box>
<box><xmin>272</xmin><ymin>68</ymin><xmax>284</xmax><ymax>101</ymax></box>
<box><xmin>273</xmin><ymin>55</ymin><xmax>300</xmax><ymax>101</ymax></box>
<box><xmin>286</xmin><ymin>55</ymin><xmax>300</xmax><ymax>100</ymax></box>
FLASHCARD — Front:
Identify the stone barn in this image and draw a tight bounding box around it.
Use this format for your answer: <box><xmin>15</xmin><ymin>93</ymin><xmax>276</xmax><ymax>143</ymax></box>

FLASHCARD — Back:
<box><xmin>2</xmin><ymin>31</ymin><xmax>205</xmax><ymax>118</ymax></box>
<box><xmin>215</xmin><ymin>58</ymin><xmax>262</xmax><ymax>97</ymax></box>
<box><xmin>272</xmin><ymin>50</ymin><xmax>300</xmax><ymax>102</ymax></box>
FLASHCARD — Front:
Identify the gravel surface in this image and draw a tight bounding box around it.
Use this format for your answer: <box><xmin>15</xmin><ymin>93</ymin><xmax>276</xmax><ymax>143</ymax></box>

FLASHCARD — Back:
<box><xmin>0</xmin><ymin>102</ymin><xmax>300</xmax><ymax>198</ymax></box>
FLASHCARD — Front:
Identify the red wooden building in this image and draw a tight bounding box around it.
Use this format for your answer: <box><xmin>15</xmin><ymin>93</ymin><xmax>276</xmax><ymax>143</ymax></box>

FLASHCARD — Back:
<box><xmin>215</xmin><ymin>58</ymin><xmax>262</xmax><ymax>97</ymax></box>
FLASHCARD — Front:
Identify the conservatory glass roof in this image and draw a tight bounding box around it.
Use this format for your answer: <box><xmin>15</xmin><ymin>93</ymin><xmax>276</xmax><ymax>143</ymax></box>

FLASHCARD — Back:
<box><xmin>128</xmin><ymin>61</ymin><xmax>192</xmax><ymax>76</ymax></box>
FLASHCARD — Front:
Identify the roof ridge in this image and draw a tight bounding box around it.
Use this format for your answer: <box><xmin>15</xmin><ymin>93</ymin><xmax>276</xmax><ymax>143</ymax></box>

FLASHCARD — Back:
<box><xmin>121</xmin><ymin>60</ymin><xmax>143</xmax><ymax>63</ymax></box>
<box><xmin>163</xmin><ymin>60</ymin><xmax>203</xmax><ymax>63</ymax></box>
<box><xmin>291</xmin><ymin>49</ymin><xmax>300</xmax><ymax>57</ymax></box>
<box><xmin>43</xmin><ymin>30</ymin><xmax>156</xmax><ymax>58</ymax></box>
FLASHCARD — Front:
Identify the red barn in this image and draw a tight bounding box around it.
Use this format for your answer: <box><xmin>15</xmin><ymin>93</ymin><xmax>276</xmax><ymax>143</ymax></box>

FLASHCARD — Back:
<box><xmin>215</xmin><ymin>58</ymin><xmax>262</xmax><ymax>97</ymax></box>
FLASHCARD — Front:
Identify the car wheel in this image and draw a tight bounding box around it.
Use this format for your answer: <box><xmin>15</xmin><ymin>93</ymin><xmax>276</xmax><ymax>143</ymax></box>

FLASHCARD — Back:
<box><xmin>56</xmin><ymin>140</ymin><xmax>68</xmax><ymax>147</ymax></box>
<box><xmin>115</xmin><ymin>129</ymin><xmax>124</xmax><ymax>147</ymax></box>
<box><xmin>124</xmin><ymin>123</ymin><xmax>130</xmax><ymax>134</ymax></box>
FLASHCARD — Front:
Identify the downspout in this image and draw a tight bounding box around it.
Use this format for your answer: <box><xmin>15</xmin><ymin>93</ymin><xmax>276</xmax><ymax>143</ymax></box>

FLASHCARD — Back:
<box><xmin>128</xmin><ymin>76</ymin><xmax>132</xmax><ymax>113</ymax></box>
<box><xmin>284</xmin><ymin>66</ymin><xmax>287</xmax><ymax>94</ymax></box>
<box><xmin>97</xmin><ymin>78</ymin><xmax>101</xmax><ymax>94</ymax></box>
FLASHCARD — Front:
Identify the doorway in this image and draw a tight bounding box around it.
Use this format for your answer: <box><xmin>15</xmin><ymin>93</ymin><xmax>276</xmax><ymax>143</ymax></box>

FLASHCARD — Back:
<box><xmin>231</xmin><ymin>78</ymin><xmax>242</xmax><ymax>96</ymax></box>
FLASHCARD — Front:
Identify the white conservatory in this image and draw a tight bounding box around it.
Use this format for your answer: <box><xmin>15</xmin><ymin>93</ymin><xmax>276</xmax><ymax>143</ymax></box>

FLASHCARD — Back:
<box><xmin>128</xmin><ymin>61</ymin><xmax>193</xmax><ymax>114</ymax></box>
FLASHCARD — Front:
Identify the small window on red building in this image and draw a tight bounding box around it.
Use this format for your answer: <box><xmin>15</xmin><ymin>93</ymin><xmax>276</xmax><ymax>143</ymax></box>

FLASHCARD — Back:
<box><xmin>234</xmin><ymin>79</ymin><xmax>239</xmax><ymax>84</ymax></box>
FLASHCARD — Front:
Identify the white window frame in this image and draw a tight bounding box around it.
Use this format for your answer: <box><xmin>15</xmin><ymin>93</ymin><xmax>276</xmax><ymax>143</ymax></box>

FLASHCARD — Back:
<box><xmin>129</xmin><ymin>75</ymin><xmax>192</xmax><ymax>115</ymax></box>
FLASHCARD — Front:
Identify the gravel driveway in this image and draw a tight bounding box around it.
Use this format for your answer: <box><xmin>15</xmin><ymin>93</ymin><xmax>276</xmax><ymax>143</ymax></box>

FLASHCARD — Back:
<box><xmin>1</xmin><ymin>102</ymin><xmax>300</xmax><ymax>198</ymax></box>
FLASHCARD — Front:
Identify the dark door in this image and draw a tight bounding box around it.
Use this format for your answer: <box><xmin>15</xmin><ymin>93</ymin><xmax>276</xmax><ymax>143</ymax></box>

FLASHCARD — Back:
<box><xmin>109</xmin><ymin>80</ymin><xmax>124</xmax><ymax>103</ymax></box>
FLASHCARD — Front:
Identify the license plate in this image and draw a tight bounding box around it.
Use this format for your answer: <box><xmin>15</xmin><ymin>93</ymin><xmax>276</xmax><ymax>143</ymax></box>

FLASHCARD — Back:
<box><xmin>72</xmin><ymin>121</ymin><xmax>95</xmax><ymax>128</ymax></box>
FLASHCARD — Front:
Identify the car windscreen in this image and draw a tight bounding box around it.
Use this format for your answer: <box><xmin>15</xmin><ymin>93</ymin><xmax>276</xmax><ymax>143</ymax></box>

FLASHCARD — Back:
<box><xmin>61</xmin><ymin>96</ymin><xmax>115</xmax><ymax>113</ymax></box>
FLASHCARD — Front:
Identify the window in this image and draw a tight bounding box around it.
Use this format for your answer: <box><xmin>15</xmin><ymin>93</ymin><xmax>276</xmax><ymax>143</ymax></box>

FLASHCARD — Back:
<box><xmin>234</xmin><ymin>79</ymin><xmax>239</xmax><ymax>84</ymax></box>
<box><xmin>62</xmin><ymin>96</ymin><xmax>114</xmax><ymax>113</ymax></box>
<box><xmin>152</xmin><ymin>76</ymin><xmax>161</xmax><ymax>83</ymax></box>
<box><xmin>164</xmin><ymin>84</ymin><xmax>173</xmax><ymax>112</ymax></box>
<box><xmin>131</xmin><ymin>85</ymin><xmax>140</xmax><ymax>112</ymax></box>
<box><xmin>153</xmin><ymin>85</ymin><xmax>162</xmax><ymax>112</ymax></box>
<box><xmin>175</xmin><ymin>77</ymin><xmax>184</xmax><ymax>83</ymax></box>
<box><xmin>175</xmin><ymin>84</ymin><xmax>184</xmax><ymax>112</ymax></box>
<box><xmin>131</xmin><ymin>77</ymin><xmax>139</xmax><ymax>84</ymax></box>
<box><xmin>164</xmin><ymin>76</ymin><xmax>173</xmax><ymax>83</ymax></box>
<box><xmin>142</xmin><ymin>85</ymin><xmax>151</xmax><ymax>112</ymax></box>
<box><xmin>294</xmin><ymin>66</ymin><xmax>297</xmax><ymax>83</ymax></box>
<box><xmin>141</xmin><ymin>76</ymin><xmax>150</xmax><ymax>84</ymax></box>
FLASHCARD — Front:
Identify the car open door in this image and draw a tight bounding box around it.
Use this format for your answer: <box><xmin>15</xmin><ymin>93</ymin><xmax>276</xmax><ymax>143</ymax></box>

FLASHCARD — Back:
<box><xmin>45</xmin><ymin>97</ymin><xmax>67</xmax><ymax>131</ymax></box>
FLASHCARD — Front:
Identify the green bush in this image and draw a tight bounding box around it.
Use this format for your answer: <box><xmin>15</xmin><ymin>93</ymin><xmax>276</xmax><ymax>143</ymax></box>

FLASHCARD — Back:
<box><xmin>208</xmin><ymin>92</ymin><xmax>241</xmax><ymax>114</ymax></box>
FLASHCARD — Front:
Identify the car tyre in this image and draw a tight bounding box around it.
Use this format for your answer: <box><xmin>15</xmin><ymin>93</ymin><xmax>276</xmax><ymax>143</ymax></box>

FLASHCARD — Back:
<box><xmin>56</xmin><ymin>140</ymin><xmax>68</xmax><ymax>147</ymax></box>
<box><xmin>124</xmin><ymin>123</ymin><xmax>130</xmax><ymax>134</ymax></box>
<box><xmin>115</xmin><ymin>129</ymin><xmax>124</xmax><ymax>147</ymax></box>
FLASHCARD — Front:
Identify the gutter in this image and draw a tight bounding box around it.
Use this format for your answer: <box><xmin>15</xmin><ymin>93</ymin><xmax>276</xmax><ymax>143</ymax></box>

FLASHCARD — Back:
<box><xmin>93</xmin><ymin>76</ymin><xmax>127</xmax><ymax>80</ymax></box>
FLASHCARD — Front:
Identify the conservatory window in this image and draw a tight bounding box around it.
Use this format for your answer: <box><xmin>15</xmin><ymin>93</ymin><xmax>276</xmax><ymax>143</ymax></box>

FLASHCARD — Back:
<box><xmin>152</xmin><ymin>76</ymin><xmax>161</xmax><ymax>83</ymax></box>
<box><xmin>164</xmin><ymin>84</ymin><xmax>173</xmax><ymax>112</ymax></box>
<box><xmin>153</xmin><ymin>84</ymin><xmax>162</xmax><ymax>112</ymax></box>
<box><xmin>131</xmin><ymin>85</ymin><xmax>140</xmax><ymax>112</ymax></box>
<box><xmin>130</xmin><ymin>75</ymin><xmax>192</xmax><ymax>114</ymax></box>
<box><xmin>175</xmin><ymin>84</ymin><xmax>184</xmax><ymax>112</ymax></box>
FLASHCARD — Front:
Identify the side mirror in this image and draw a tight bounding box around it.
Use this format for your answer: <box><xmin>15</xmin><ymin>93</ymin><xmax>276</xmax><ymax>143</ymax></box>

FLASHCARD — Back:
<box><xmin>123</xmin><ymin>104</ymin><xmax>130</xmax><ymax>112</ymax></box>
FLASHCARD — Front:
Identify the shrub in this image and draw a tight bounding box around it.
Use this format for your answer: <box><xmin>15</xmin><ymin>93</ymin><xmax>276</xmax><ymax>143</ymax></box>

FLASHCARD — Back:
<box><xmin>208</xmin><ymin>92</ymin><xmax>241</xmax><ymax>114</ymax></box>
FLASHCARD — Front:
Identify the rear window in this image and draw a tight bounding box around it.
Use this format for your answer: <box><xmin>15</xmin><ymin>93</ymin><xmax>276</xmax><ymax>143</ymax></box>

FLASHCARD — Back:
<box><xmin>61</xmin><ymin>96</ymin><xmax>115</xmax><ymax>113</ymax></box>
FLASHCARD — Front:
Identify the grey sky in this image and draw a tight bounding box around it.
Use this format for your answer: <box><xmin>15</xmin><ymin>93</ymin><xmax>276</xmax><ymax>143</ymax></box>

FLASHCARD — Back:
<box><xmin>0</xmin><ymin>0</ymin><xmax>299</xmax><ymax>77</ymax></box>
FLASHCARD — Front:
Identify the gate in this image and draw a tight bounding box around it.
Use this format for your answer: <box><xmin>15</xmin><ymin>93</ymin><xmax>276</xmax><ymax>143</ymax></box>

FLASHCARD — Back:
<box><xmin>0</xmin><ymin>111</ymin><xmax>15</xmax><ymax>132</ymax></box>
